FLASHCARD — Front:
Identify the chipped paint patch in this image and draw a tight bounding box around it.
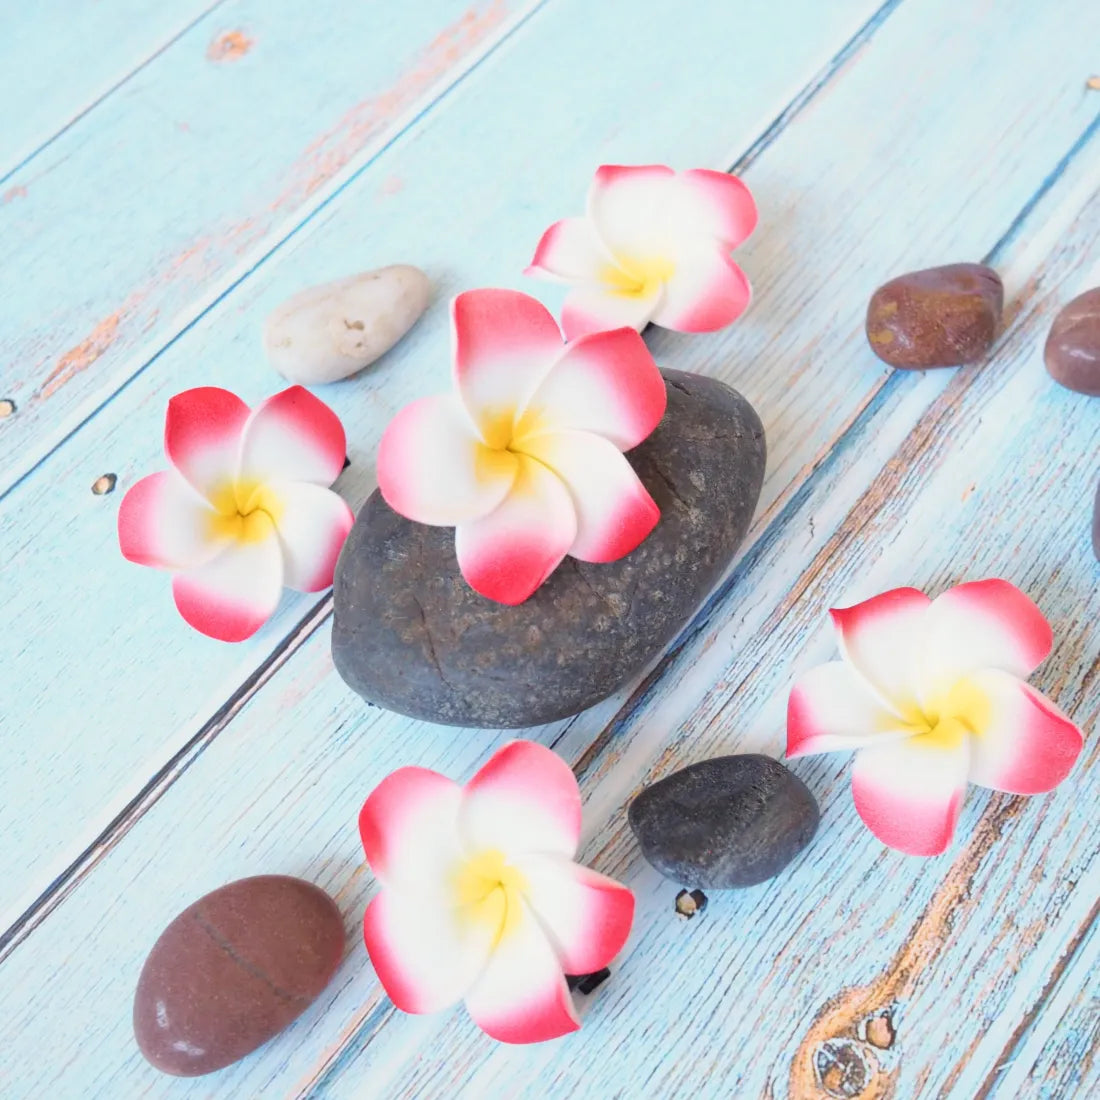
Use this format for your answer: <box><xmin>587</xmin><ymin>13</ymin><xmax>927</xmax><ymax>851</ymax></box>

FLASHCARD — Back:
<box><xmin>38</xmin><ymin>313</ymin><xmax>123</xmax><ymax>400</ymax></box>
<box><xmin>207</xmin><ymin>30</ymin><xmax>254</xmax><ymax>62</ymax></box>
<box><xmin>1</xmin><ymin>185</ymin><xmax>27</xmax><ymax>205</ymax></box>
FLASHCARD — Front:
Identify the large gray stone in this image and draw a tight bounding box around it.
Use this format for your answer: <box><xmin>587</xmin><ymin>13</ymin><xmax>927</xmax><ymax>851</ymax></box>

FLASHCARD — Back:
<box><xmin>332</xmin><ymin>369</ymin><xmax>765</xmax><ymax>727</ymax></box>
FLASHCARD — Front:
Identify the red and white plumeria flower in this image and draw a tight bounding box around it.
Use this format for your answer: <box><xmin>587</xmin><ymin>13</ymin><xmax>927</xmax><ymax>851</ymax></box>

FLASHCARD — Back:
<box><xmin>118</xmin><ymin>385</ymin><xmax>354</xmax><ymax>642</ymax></box>
<box><xmin>377</xmin><ymin>288</ymin><xmax>667</xmax><ymax>605</ymax></box>
<box><xmin>525</xmin><ymin>164</ymin><xmax>757</xmax><ymax>340</ymax></box>
<box><xmin>787</xmin><ymin>580</ymin><xmax>1083</xmax><ymax>857</ymax></box>
<box><xmin>359</xmin><ymin>740</ymin><xmax>634</xmax><ymax>1044</ymax></box>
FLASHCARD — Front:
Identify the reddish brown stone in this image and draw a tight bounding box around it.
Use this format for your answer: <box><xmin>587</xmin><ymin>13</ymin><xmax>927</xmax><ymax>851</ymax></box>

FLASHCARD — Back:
<box><xmin>1044</xmin><ymin>288</ymin><xmax>1100</xmax><ymax>396</ymax></box>
<box><xmin>133</xmin><ymin>876</ymin><xmax>344</xmax><ymax>1076</ymax></box>
<box><xmin>866</xmin><ymin>263</ymin><xmax>1003</xmax><ymax>368</ymax></box>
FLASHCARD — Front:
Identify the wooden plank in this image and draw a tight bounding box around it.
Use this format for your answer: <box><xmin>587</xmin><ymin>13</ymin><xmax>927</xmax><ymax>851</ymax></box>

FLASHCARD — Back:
<box><xmin>984</xmin><ymin>913</ymin><xmax>1100</xmax><ymax>1099</ymax></box>
<box><xmin>0</xmin><ymin>0</ymin><xmax>542</xmax><ymax>489</ymax></box>
<box><xmin>0</xmin><ymin>0</ymin><xmax>891</xmax><ymax>934</ymax></box>
<box><xmin>2</xmin><ymin>2</ymin><xmax>1098</xmax><ymax>1098</ymax></box>
<box><xmin>328</xmin><ymin>148</ymin><xmax>1100</xmax><ymax>1100</ymax></box>
<box><xmin>0</xmin><ymin>0</ymin><xmax>223</xmax><ymax>177</ymax></box>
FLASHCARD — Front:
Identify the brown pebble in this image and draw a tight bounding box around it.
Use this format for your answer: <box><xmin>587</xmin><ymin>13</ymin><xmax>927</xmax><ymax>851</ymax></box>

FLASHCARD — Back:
<box><xmin>0</xmin><ymin>398</ymin><xmax>15</xmax><ymax>419</ymax></box>
<box><xmin>1044</xmin><ymin>288</ymin><xmax>1100</xmax><ymax>396</ymax></box>
<box><xmin>866</xmin><ymin>263</ymin><xmax>1003</xmax><ymax>369</ymax></box>
<box><xmin>92</xmin><ymin>473</ymin><xmax>117</xmax><ymax>495</ymax></box>
<box><xmin>133</xmin><ymin>875</ymin><xmax>344</xmax><ymax>1077</ymax></box>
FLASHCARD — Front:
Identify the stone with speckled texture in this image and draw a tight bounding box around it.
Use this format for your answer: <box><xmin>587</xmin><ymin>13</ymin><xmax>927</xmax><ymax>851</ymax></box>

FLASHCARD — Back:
<box><xmin>866</xmin><ymin>263</ymin><xmax>1003</xmax><ymax>368</ymax></box>
<box><xmin>331</xmin><ymin>370</ymin><xmax>765</xmax><ymax>727</ymax></box>
<box><xmin>628</xmin><ymin>754</ymin><xmax>820</xmax><ymax>888</ymax></box>
<box><xmin>133</xmin><ymin>876</ymin><xmax>344</xmax><ymax>1077</ymax></box>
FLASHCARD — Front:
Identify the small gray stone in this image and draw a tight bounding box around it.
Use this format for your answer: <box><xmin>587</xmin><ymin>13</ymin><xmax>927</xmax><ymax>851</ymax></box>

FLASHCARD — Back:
<box><xmin>264</xmin><ymin>265</ymin><xmax>429</xmax><ymax>384</ymax></box>
<box><xmin>331</xmin><ymin>370</ymin><xmax>765</xmax><ymax>728</ymax></box>
<box><xmin>628</xmin><ymin>755</ymin><xmax>819</xmax><ymax>888</ymax></box>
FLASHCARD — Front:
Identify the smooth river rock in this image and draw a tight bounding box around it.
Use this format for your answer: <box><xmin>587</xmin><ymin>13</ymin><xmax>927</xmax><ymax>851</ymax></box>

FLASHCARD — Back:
<box><xmin>1044</xmin><ymin>288</ymin><xmax>1100</xmax><ymax>396</ymax></box>
<box><xmin>866</xmin><ymin>263</ymin><xmax>1003</xmax><ymax>368</ymax></box>
<box><xmin>133</xmin><ymin>876</ymin><xmax>344</xmax><ymax>1076</ymax></box>
<box><xmin>264</xmin><ymin>265</ymin><xmax>430</xmax><ymax>384</ymax></box>
<box><xmin>332</xmin><ymin>369</ymin><xmax>766</xmax><ymax>727</ymax></box>
<box><xmin>628</xmin><ymin>755</ymin><xmax>819</xmax><ymax>888</ymax></box>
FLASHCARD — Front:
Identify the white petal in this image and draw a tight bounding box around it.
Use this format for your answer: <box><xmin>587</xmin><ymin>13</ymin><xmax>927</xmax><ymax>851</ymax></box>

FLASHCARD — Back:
<box><xmin>267</xmin><ymin>481</ymin><xmax>354</xmax><ymax>591</ymax></box>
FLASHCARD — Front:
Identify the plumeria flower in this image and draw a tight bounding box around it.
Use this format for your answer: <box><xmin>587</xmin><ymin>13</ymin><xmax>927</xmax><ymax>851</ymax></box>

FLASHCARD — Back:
<box><xmin>525</xmin><ymin>164</ymin><xmax>757</xmax><ymax>339</ymax></box>
<box><xmin>377</xmin><ymin>288</ymin><xmax>667</xmax><ymax>605</ymax></box>
<box><xmin>359</xmin><ymin>740</ymin><xmax>634</xmax><ymax>1044</ymax></box>
<box><xmin>118</xmin><ymin>385</ymin><xmax>354</xmax><ymax>642</ymax></box>
<box><xmin>787</xmin><ymin>580</ymin><xmax>1084</xmax><ymax>856</ymax></box>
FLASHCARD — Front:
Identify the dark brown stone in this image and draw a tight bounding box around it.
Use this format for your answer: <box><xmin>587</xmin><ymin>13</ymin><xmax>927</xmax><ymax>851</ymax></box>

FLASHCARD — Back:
<box><xmin>1044</xmin><ymin>288</ymin><xmax>1100</xmax><ymax>396</ymax></box>
<box><xmin>866</xmin><ymin>263</ymin><xmax>1003</xmax><ymax>368</ymax></box>
<box><xmin>331</xmin><ymin>370</ymin><xmax>766</xmax><ymax>728</ymax></box>
<box><xmin>133</xmin><ymin>876</ymin><xmax>344</xmax><ymax>1076</ymax></box>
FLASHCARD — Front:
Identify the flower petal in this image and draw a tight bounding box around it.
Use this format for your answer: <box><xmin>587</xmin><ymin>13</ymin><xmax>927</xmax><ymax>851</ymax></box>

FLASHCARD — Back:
<box><xmin>786</xmin><ymin>661</ymin><xmax>913</xmax><ymax>758</ymax></box>
<box><xmin>560</xmin><ymin>284</ymin><xmax>661</xmax><ymax>341</ymax></box>
<box><xmin>461</xmin><ymin>741</ymin><xmax>582</xmax><ymax>860</ymax></box>
<box><xmin>586</xmin><ymin>164</ymin><xmax>678</xmax><ymax>260</ymax></box>
<box><xmin>520</xmin><ymin>431</ymin><xmax>658</xmax><ymax>562</ymax></box>
<box><xmin>364</xmin><ymin>888</ymin><xmax>495</xmax><ymax>1015</ymax></box>
<box><xmin>117</xmin><ymin>470</ymin><xmax>222</xmax><ymax>571</ymax></box>
<box><xmin>525</xmin><ymin>218</ymin><xmax>609</xmax><ymax>283</ymax></box>
<box><xmin>171</xmin><ymin>520</ymin><xmax>284</xmax><ymax>642</ymax></box>
<box><xmin>464</xmin><ymin>900</ymin><xmax>580</xmax><ymax>1044</ymax></box>
<box><xmin>830</xmin><ymin>587</ymin><xmax>932</xmax><ymax>717</ymax></box>
<box><xmin>964</xmin><ymin>669</ymin><xmax>1083</xmax><ymax>794</ymax></box>
<box><xmin>519</xmin><ymin>327</ymin><xmax>666</xmax><ymax>450</ymax></box>
<box><xmin>516</xmin><ymin>853</ymin><xmax>634</xmax><ymax>974</ymax></box>
<box><xmin>851</xmin><ymin>734</ymin><xmax>970</xmax><ymax>856</ymax></box>
<box><xmin>164</xmin><ymin>387</ymin><xmax>250</xmax><ymax>503</ymax></box>
<box><xmin>650</xmin><ymin>246</ymin><xmax>751</xmax><ymax>333</ymax></box>
<box><xmin>359</xmin><ymin>766</ymin><xmax>465</xmax><ymax>893</ymax></box>
<box><xmin>451</xmin><ymin>290</ymin><xmax>563</xmax><ymax>444</ymax></box>
<box><xmin>267</xmin><ymin>481</ymin><xmax>354</xmax><ymax>592</ymax></box>
<box><xmin>454</xmin><ymin>456</ymin><xmax>576</xmax><ymax>605</ymax></box>
<box><xmin>237</xmin><ymin>385</ymin><xmax>347</xmax><ymax>488</ymax></box>
<box><xmin>681</xmin><ymin>169</ymin><xmax>758</xmax><ymax>247</ymax></box>
<box><xmin>922</xmin><ymin>580</ymin><xmax>1054</xmax><ymax>697</ymax></box>
<box><xmin>377</xmin><ymin>393</ymin><xmax>519</xmax><ymax>526</ymax></box>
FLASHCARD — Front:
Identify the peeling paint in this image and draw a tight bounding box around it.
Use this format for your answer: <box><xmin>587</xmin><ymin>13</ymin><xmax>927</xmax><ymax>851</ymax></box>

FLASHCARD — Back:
<box><xmin>207</xmin><ymin>30</ymin><xmax>254</xmax><ymax>62</ymax></box>
<box><xmin>1</xmin><ymin>185</ymin><xmax>27</xmax><ymax>205</ymax></box>
<box><xmin>38</xmin><ymin>314</ymin><xmax>123</xmax><ymax>400</ymax></box>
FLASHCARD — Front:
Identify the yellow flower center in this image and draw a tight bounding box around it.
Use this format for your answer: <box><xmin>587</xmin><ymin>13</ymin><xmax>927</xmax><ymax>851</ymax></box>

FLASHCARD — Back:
<box><xmin>601</xmin><ymin>255</ymin><xmax>675</xmax><ymax>299</ymax></box>
<box><xmin>206</xmin><ymin>479</ymin><xmax>282</xmax><ymax>544</ymax></box>
<box><xmin>453</xmin><ymin>848</ymin><xmax>528</xmax><ymax>946</ymax></box>
<box><xmin>892</xmin><ymin>677</ymin><xmax>992</xmax><ymax>748</ymax></box>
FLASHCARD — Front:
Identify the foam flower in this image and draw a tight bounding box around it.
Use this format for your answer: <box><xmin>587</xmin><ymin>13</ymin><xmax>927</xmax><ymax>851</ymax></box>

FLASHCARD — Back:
<box><xmin>786</xmin><ymin>580</ymin><xmax>1084</xmax><ymax>856</ymax></box>
<box><xmin>525</xmin><ymin>164</ymin><xmax>757</xmax><ymax>340</ymax></box>
<box><xmin>118</xmin><ymin>385</ymin><xmax>354</xmax><ymax>642</ymax></box>
<box><xmin>359</xmin><ymin>740</ymin><xmax>634</xmax><ymax>1044</ymax></box>
<box><xmin>377</xmin><ymin>288</ymin><xmax>667</xmax><ymax>605</ymax></box>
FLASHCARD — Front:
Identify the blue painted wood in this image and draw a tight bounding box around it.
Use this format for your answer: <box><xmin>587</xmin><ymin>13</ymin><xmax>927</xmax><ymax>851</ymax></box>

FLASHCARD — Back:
<box><xmin>0</xmin><ymin>0</ymin><xmax>222</xmax><ymax>178</ymax></box>
<box><xmin>0</xmin><ymin>0</ymin><xmax>540</xmax><ymax>489</ymax></box>
<box><xmin>0</xmin><ymin>0</ymin><xmax>892</xmax><ymax>932</ymax></box>
<box><xmin>0</xmin><ymin>0</ymin><xmax>1097</xmax><ymax>1096</ymax></box>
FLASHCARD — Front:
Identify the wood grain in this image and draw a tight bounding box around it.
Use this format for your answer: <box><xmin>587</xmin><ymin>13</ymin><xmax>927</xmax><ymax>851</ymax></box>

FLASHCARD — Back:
<box><xmin>0</xmin><ymin>0</ymin><xmax>537</xmax><ymax>489</ymax></box>
<box><xmin>0</xmin><ymin>0</ymin><xmax>892</xmax><ymax>931</ymax></box>
<box><xmin>1</xmin><ymin>0</ymin><xmax>1098</xmax><ymax>1096</ymax></box>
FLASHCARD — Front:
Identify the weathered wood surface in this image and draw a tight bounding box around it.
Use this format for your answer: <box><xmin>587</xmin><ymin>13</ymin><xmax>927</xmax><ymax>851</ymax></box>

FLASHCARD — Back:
<box><xmin>0</xmin><ymin>0</ymin><xmax>1097</xmax><ymax>1097</ymax></box>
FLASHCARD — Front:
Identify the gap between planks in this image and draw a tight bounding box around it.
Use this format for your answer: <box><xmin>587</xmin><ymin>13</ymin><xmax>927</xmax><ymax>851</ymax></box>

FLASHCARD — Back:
<box><xmin>0</xmin><ymin>0</ymin><xmax>232</xmax><ymax>189</ymax></box>
<box><xmin>0</xmin><ymin>0</ymin><xmax>553</xmax><ymax>502</ymax></box>
<box><xmin>0</xmin><ymin>0</ymin><xmax>909</xmax><ymax>963</ymax></box>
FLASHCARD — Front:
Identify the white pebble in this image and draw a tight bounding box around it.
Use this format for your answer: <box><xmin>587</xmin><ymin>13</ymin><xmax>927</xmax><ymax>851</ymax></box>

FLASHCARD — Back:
<box><xmin>264</xmin><ymin>265</ymin><xmax>430</xmax><ymax>384</ymax></box>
